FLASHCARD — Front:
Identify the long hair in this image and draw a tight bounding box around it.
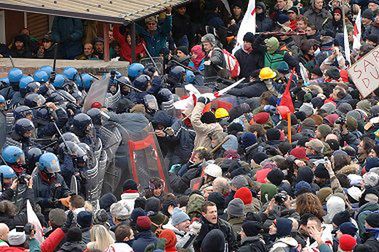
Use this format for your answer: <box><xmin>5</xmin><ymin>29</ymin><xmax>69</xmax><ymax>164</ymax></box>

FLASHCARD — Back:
<box><xmin>296</xmin><ymin>193</ymin><xmax>325</xmax><ymax>220</ymax></box>
<box><xmin>89</xmin><ymin>225</ymin><xmax>115</xmax><ymax>251</ymax></box>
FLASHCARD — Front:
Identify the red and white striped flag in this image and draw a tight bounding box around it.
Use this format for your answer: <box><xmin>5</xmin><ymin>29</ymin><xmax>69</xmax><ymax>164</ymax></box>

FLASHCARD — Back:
<box><xmin>343</xmin><ymin>23</ymin><xmax>351</xmax><ymax>65</ymax></box>
<box><xmin>353</xmin><ymin>10</ymin><xmax>362</xmax><ymax>51</ymax></box>
<box><xmin>236</xmin><ymin>0</ymin><xmax>256</xmax><ymax>45</ymax></box>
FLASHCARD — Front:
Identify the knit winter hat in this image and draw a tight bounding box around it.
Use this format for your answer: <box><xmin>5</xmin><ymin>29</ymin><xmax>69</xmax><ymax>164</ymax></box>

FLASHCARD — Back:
<box><xmin>242</xmin><ymin>221</ymin><xmax>262</xmax><ymax>236</ymax></box>
<box><xmin>159</xmin><ymin>229</ymin><xmax>177</xmax><ymax>250</ymax></box>
<box><xmin>362</xmin><ymin>9</ymin><xmax>374</xmax><ymax>20</ymax></box>
<box><xmin>122</xmin><ymin>179</ymin><xmax>138</xmax><ymax>191</ymax></box>
<box><xmin>339</xmin><ymin>222</ymin><xmax>358</xmax><ymax>236</ymax></box>
<box><xmin>337</xmin><ymin>103</ymin><xmax>353</xmax><ymax>115</ymax></box>
<box><xmin>240</xmin><ymin>132</ymin><xmax>257</xmax><ymax>149</ymax></box>
<box><xmin>266</xmin><ymin>128</ymin><xmax>281</xmax><ymax>141</ymax></box>
<box><xmin>137</xmin><ymin>216</ymin><xmax>152</xmax><ymax>230</ymax></box>
<box><xmin>227</xmin><ymin>198</ymin><xmax>245</xmax><ymax>217</ymax></box>
<box><xmin>325</xmin><ymin>67</ymin><xmax>340</xmax><ymax>80</ymax></box>
<box><xmin>363</xmin><ymin>172</ymin><xmax>379</xmax><ymax>187</ymax></box>
<box><xmin>276</xmin><ymin>218</ymin><xmax>293</xmax><ymax>238</ymax></box>
<box><xmin>201</xmin><ymin>229</ymin><xmax>225</xmax><ymax>252</ymax></box>
<box><xmin>66</xmin><ymin>227</ymin><xmax>82</xmax><ymax>243</ymax></box>
<box><xmin>356</xmin><ymin>100</ymin><xmax>371</xmax><ymax>116</ymax></box>
<box><xmin>339</xmin><ymin>234</ymin><xmax>357</xmax><ymax>251</ymax></box>
<box><xmin>326</xmin><ymin>196</ymin><xmax>346</xmax><ymax>223</ymax></box>
<box><xmin>243</xmin><ymin>32</ymin><xmax>255</xmax><ymax>43</ymax></box>
<box><xmin>171</xmin><ymin>207</ymin><xmax>190</xmax><ymax>226</ymax></box>
<box><xmin>252</xmin><ymin>152</ymin><xmax>269</xmax><ymax>164</ymax></box>
<box><xmin>277</xmin><ymin>14</ymin><xmax>290</xmax><ymax>24</ymax></box>
<box><xmin>130</xmin><ymin>207</ymin><xmax>146</xmax><ymax>223</ymax></box>
<box><xmin>145</xmin><ymin>197</ymin><xmax>161</xmax><ymax>213</ymax></box>
<box><xmin>296</xmin><ymin>166</ymin><xmax>314</xmax><ymax>184</ymax></box>
<box><xmin>317</xmin><ymin>124</ymin><xmax>332</xmax><ymax>139</ymax></box>
<box><xmin>332</xmin><ymin>210</ymin><xmax>351</xmax><ymax>227</ymax></box>
<box><xmin>320</xmin><ymin>103</ymin><xmax>336</xmax><ymax>115</ymax></box>
<box><xmin>317</xmin><ymin>187</ymin><xmax>333</xmax><ymax>205</ymax></box>
<box><xmin>99</xmin><ymin>192</ymin><xmax>117</xmax><ymax>211</ymax></box>
<box><xmin>110</xmin><ymin>202</ymin><xmax>131</xmax><ymax>219</ymax></box>
<box><xmin>234</xmin><ymin>187</ymin><xmax>253</xmax><ymax>204</ymax></box>
<box><xmin>260</xmin><ymin>183</ymin><xmax>278</xmax><ymax>204</ymax></box>
<box><xmin>299</xmin><ymin>103</ymin><xmax>314</xmax><ymax>117</ymax></box>
<box><xmin>77</xmin><ymin>211</ymin><xmax>93</xmax><ymax>228</ymax></box>
<box><xmin>265</xmin><ymin>37</ymin><xmax>279</xmax><ymax>54</ymax></box>
<box><xmin>290</xmin><ymin>147</ymin><xmax>308</xmax><ymax>160</ymax></box>
<box><xmin>253</xmin><ymin>112</ymin><xmax>270</xmax><ymax>125</ymax></box>
<box><xmin>345</xmin><ymin>116</ymin><xmax>358</xmax><ymax>132</ymax></box>
<box><xmin>314</xmin><ymin>164</ymin><xmax>330</xmax><ymax>179</ymax></box>
<box><xmin>302</xmin><ymin>118</ymin><xmax>316</xmax><ymax>130</ymax></box>
<box><xmin>305</xmin><ymin>139</ymin><xmax>324</xmax><ymax>154</ymax></box>
<box><xmin>231</xmin><ymin>175</ymin><xmax>248</xmax><ymax>189</ymax></box>
<box><xmin>187</xmin><ymin>194</ymin><xmax>205</xmax><ymax>218</ymax></box>
<box><xmin>365</xmin><ymin>157</ymin><xmax>379</xmax><ymax>172</ymax></box>
<box><xmin>208</xmin><ymin>192</ymin><xmax>226</xmax><ymax>212</ymax></box>
<box><xmin>267</xmin><ymin>169</ymin><xmax>284</xmax><ymax>186</ymax></box>
<box><xmin>8</xmin><ymin>229</ymin><xmax>26</xmax><ymax>246</ymax></box>
<box><xmin>294</xmin><ymin>181</ymin><xmax>313</xmax><ymax>196</ymax></box>
<box><xmin>366</xmin><ymin>212</ymin><xmax>379</xmax><ymax>228</ymax></box>
<box><xmin>177</xmin><ymin>46</ymin><xmax>189</xmax><ymax>55</ymax></box>
<box><xmin>346</xmin><ymin>186</ymin><xmax>362</xmax><ymax>202</ymax></box>
<box><xmin>201</xmin><ymin>111</ymin><xmax>216</xmax><ymax>124</ymax></box>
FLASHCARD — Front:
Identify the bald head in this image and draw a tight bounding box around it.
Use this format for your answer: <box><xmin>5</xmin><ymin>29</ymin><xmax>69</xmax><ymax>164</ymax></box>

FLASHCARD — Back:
<box><xmin>325</xmin><ymin>134</ymin><xmax>338</xmax><ymax>142</ymax></box>
<box><xmin>0</xmin><ymin>223</ymin><xmax>9</xmax><ymax>241</ymax></box>
<box><xmin>212</xmin><ymin>177</ymin><xmax>230</xmax><ymax>195</ymax></box>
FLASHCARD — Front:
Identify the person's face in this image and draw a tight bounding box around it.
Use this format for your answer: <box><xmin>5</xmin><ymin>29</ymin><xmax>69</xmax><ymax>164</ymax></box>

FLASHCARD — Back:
<box><xmin>297</xmin><ymin>20</ymin><xmax>307</xmax><ymax>31</ymax></box>
<box><xmin>153</xmin><ymin>187</ymin><xmax>163</xmax><ymax>197</ymax></box>
<box><xmin>211</xmin><ymin>137</ymin><xmax>219</xmax><ymax>148</ymax></box>
<box><xmin>176</xmin><ymin>220</ymin><xmax>191</xmax><ymax>232</ymax></box>
<box><xmin>269</xmin><ymin>221</ymin><xmax>277</xmax><ymax>235</ymax></box>
<box><xmin>95</xmin><ymin>42</ymin><xmax>104</xmax><ymax>52</ymax></box>
<box><xmin>362</xmin><ymin>17</ymin><xmax>372</xmax><ymax>25</ymax></box>
<box><xmin>114</xmin><ymin>45</ymin><xmax>121</xmax><ymax>53</ymax></box>
<box><xmin>307</xmin><ymin>220</ymin><xmax>321</xmax><ymax>234</ymax></box>
<box><xmin>334</xmin><ymin>12</ymin><xmax>341</xmax><ymax>21</ymax></box>
<box><xmin>108</xmin><ymin>31</ymin><xmax>114</xmax><ymax>41</ymax></box>
<box><xmin>233</xmin><ymin>6</ymin><xmax>242</xmax><ymax>17</ymax></box>
<box><xmin>178</xmin><ymin>6</ymin><xmax>186</xmax><ymax>15</ymax></box>
<box><xmin>305</xmin><ymin>146</ymin><xmax>314</xmax><ymax>155</ymax></box>
<box><xmin>192</xmin><ymin>153</ymin><xmax>201</xmax><ymax>163</ymax></box>
<box><xmin>277</xmin><ymin>0</ymin><xmax>287</xmax><ymax>10</ymax></box>
<box><xmin>288</xmin><ymin>11</ymin><xmax>297</xmax><ymax>21</ymax></box>
<box><xmin>244</xmin><ymin>41</ymin><xmax>252</xmax><ymax>50</ymax></box>
<box><xmin>202</xmin><ymin>206</ymin><xmax>218</xmax><ymax>224</ymax></box>
<box><xmin>0</xmin><ymin>226</ymin><xmax>9</xmax><ymax>242</ymax></box>
<box><xmin>177</xmin><ymin>50</ymin><xmax>186</xmax><ymax>59</ymax></box>
<box><xmin>126</xmin><ymin>34</ymin><xmax>132</xmax><ymax>45</ymax></box>
<box><xmin>368</xmin><ymin>3</ymin><xmax>378</xmax><ymax>12</ymax></box>
<box><xmin>202</xmin><ymin>42</ymin><xmax>212</xmax><ymax>52</ymax></box>
<box><xmin>84</xmin><ymin>44</ymin><xmax>94</xmax><ymax>56</ymax></box>
<box><xmin>21</xmin><ymin>28</ymin><xmax>30</xmax><ymax>36</ymax></box>
<box><xmin>315</xmin><ymin>0</ymin><xmax>324</xmax><ymax>10</ymax></box>
<box><xmin>308</xmin><ymin>47</ymin><xmax>315</xmax><ymax>56</ymax></box>
<box><xmin>147</xmin><ymin>21</ymin><xmax>157</xmax><ymax>31</ymax></box>
<box><xmin>256</xmin><ymin>7</ymin><xmax>263</xmax><ymax>14</ymax></box>
<box><xmin>43</xmin><ymin>41</ymin><xmax>52</xmax><ymax>50</ymax></box>
<box><xmin>191</xmin><ymin>52</ymin><xmax>197</xmax><ymax>60</ymax></box>
<box><xmin>306</xmin><ymin>27</ymin><xmax>316</xmax><ymax>36</ymax></box>
<box><xmin>15</xmin><ymin>41</ymin><xmax>24</xmax><ymax>50</ymax></box>
<box><xmin>315</xmin><ymin>129</ymin><xmax>322</xmax><ymax>139</ymax></box>
<box><xmin>358</xmin><ymin>141</ymin><xmax>365</xmax><ymax>154</ymax></box>
<box><xmin>336</xmin><ymin>230</ymin><xmax>343</xmax><ymax>239</ymax></box>
<box><xmin>23</xmin><ymin>130</ymin><xmax>33</xmax><ymax>138</ymax></box>
<box><xmin>366</xmin><ymin>39</ymin><xmax>377</xmax><ymax>47</ymax></box>
<box><xmin>375</xmin><ymin>15</ymin><xmax>379</xmax><ymax>25</ymax></box>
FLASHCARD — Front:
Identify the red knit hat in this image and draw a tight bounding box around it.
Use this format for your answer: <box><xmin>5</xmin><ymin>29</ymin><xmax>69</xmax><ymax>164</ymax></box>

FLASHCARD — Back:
<box><xmin>137</xmin><ymin>216</ymin><xmax>151</xmax><ymax>230</ymax></box>
<box><xmin>339</xmin><ymin>234</ymin><xmax>357</xmax><ymax>251</ymax></box>
<box><xmin>290</xmin><ymin>147</ymin><xmax>309</xmax><ymax>160</ymax></box>
<box><xmin>159</xmin><ymin>229</ymin><xmax>177</xmax><ymax>251</ymax></box>
<box><xmin>234</xmin><ymin>187</ymin><xmax>253</xmax><ymax>204</ymax></box>
<box><xmin>253</xmin><ymin>112</ymin><xmax>270</xmax><ymax>124</ymax></box>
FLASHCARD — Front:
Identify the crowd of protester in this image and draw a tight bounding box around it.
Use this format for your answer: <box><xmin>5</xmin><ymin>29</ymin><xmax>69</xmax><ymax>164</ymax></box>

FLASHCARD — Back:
<box><xmin>0</xmin><ymin>0</ymin><xmax>379</xmax><ymax>252</ymax></box>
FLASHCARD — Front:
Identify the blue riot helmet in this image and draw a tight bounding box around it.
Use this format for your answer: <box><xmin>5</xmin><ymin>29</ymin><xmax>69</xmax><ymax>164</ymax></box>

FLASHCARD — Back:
<box><xmin>128</xmin><ymin>63</ymin><xmax>144</xmax><ymax>80</ymax></box>
<box><xmin>0</xmin><ymin>165</ymin><xmax>17</xmax><ymax>179</ymax></box>
<box><xmin>19</xmin><ymin>76</ymin><xmax>34</xmax><ymax>97</ymax></box>
<box><xmin>26</xmin><ymin>81</ymin><xmax>41</xmax><ymax>94</ymax></box>
<box><xmin>24</xmin><ymin>93</ymin><xmax>46</xmax><ymax>107</ymax></box>
<box><xmin>39</xmin><ymin>66</ymin><xmax>53</xmax><ymax>78</ymax></box>
<box><xmin>72</xmin><ymin>113</ymin><xmax>93</xmax><ymax>131</ymax></box>
<box><xmin>14</xmin><ymin>105</ymin><xmax>33</xmax><ymax>120</ymax></box>
<box><xmin>35</xmin><ymin>108</ymin><xmax>51</xmax><ymax>122</ymax></box>
<box><xmin>8</xmin><ymin>68</ymin><xmax>23</xmax><ymax>83</ymax></box>
<box><xmin>14</xmin><ymin>118</ymin><xmax>35</xmax><ymax>138</ymax></box>
<box><xmin>38</xmin><ymin>152</ymin><xmax>60</xmax><ymax>173</ymax></box>
<box><xmin>33</xmin><ymin>70</ymin><xmax>49</xmax><ymax>83</ymax></box>
<box><xmin>62</xmin><ymin>67</ymin><xmax>78</xmax><ymax>81</ymax></box>
<box><xmin>2</xmin><ymin>146</ymin><xmax>25</xmax><ymax>164</ymax></box>
<box><xmin>133</xmin><ymin>74</ymin><xmax>150</xmax><ymax>91</ymax></box>
<box><xmin>75</xmin><ymin>73</ymin><xmax>94</xmax><ymax>92</ymax></box>
<box><xmin>185</xmin><ymin>70</ymin><xmax>195</xmax><ymax>83</ymax></box>
<box><xmin>86</xmin><ymin>108</ymin><xmax>103</xmax><ymax>126</ymax></box>
<box><xmin>0</xmin><ymin>95</ymin><xmax>5</xmax><ymax>110</ymax></box>
<box><xmin>156</xmin><ymin>88</ymin><xmax>173</xmax><ymax>104</ymax></box>
<box><xmin>25</xmin><ymin>147</ymin><xmax>43</xmax><ymax>172</ymax></box>
<box><xmin>169</xmin><ymin>66</ymin><xmax>186</xmax><ymax>84</ymax></box>
<box><xmin>61</xmin><ymin>132</ymin><xmax>80</xmax><ymax>144</ymax></box>
<box><xmin>53</xmin><ymin>74</ymin><xmax>66</xmax><ymax>89</ymax></box>
<box><xmin>0</xmin><ymin>165</ymin><xmax>17</xmax><ymax>189</ymax></box>
<box><xmin>46</xmin><ymin>92</ymin><xmax>64</xmax><ymax>104</ymax></box>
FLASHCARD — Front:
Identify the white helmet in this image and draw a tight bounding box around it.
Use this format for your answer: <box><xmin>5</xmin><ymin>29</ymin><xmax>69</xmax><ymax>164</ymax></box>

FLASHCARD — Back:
<box><xmin>204</xmin><ymin>163</ymin><xmax>222</xmax><ymax>178</ymax></box>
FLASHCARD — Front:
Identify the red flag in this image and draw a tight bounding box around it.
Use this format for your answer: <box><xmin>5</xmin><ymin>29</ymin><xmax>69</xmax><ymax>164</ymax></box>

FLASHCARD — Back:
<box><xmin>279</xmin><ymin>69</ymin><xmax>295</xmax><ymax>113</ymax></box>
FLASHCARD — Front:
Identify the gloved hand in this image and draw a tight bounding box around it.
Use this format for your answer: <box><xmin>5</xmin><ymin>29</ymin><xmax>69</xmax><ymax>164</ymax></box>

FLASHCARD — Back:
<box><xmin>61</xmin><ymin>211</ymin><xmax>74</xmax><ymax>233</ymax></box>
<box><xmin>189</xmin><ymin>221</ymin><xmax>202</xmax><ymax>235</ymax></box>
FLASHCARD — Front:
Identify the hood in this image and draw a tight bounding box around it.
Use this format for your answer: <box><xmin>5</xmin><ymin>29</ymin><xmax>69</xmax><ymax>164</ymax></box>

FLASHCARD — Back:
<box><xmin>153</xmin><ymin>110</ymin><xmax>175</xmax><ymax>128</ymax></box>
<box><xmin>121</xmin><ymin>192</ymin><xmax>140</xmax><ymax>200</ymax></box>
<box><xmin>256</xmin><ymin>2</ymin><xmax>267</xmax><ymax>13</ymax></box>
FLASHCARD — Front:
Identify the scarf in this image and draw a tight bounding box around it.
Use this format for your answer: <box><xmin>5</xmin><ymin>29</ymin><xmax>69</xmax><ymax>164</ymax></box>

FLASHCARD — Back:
<box><xmin>190</xmin><ymin>45</ymin><xmax>205</xmax><ymax>68</ymax></box>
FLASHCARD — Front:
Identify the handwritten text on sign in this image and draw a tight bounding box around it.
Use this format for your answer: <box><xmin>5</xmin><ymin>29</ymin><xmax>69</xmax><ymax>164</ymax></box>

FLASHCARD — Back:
<box><xmin>348</xmin><ymin>45</ymin><xmax>379</xmax><ymax>98</ymax></box>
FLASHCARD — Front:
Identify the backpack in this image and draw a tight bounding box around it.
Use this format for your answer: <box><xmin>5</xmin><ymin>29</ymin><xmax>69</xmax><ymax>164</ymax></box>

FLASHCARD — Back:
<box><xmin>214</xmin><ymin>48</ymin><xmax>240</xmax><ymax>79</ymax></box>
<box><xmin>247</xmin><ymin>240</ymin><xmax>267</xmax><ymax>252</ymax></box>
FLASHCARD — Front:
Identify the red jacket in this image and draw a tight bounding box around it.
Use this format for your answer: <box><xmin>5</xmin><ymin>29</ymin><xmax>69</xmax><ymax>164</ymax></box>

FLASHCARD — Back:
<box><xmin>41</xmin><ymin>228</ymin><xmax>65</xmax><ymax>252</ymax></box>
<box><xmin>113</xmin><ymin>24</ymin><xmax>146</xmax><ymax>62</ymax></box>
<box><xmin>0</xmin><ymin>247</ymin><xmax>25</xmax><ymax>252</ymax></box>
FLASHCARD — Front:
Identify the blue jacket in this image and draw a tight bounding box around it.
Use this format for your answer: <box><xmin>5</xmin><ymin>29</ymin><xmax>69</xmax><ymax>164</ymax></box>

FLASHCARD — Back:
<box><xmin>136</xmin><ymin>16</ymin><xmax>172</xmax><ymax>57</ymax></box>
<box><xmin>51</xmin><ymin>17</ymin><xmax>83</xmax><ymax>59</ymax></box>
<box><xmin>132</xmin><ymin>230</ymin><xmax>158</xmax><ymax>252</ymax></box>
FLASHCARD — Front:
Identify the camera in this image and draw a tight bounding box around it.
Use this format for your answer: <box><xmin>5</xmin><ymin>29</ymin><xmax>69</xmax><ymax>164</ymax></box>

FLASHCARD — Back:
<box><xmin>18</xmin><ymin>174</ymin><xmax>31</xmax><ymax>184</ymax></box>
<box><xmin>274</xmin><ymin>192</ymin><xmax>288</xmax><ymax>205</ymax></box>
<box><xmin>15</xmin><ymin>223</ymin><xmax>34</xmax><ymax>235</ymax></box>
<box><xmin>335</xmin><ymin>116</ymin><xmax>346</xmax><ymax>125</ymax></box>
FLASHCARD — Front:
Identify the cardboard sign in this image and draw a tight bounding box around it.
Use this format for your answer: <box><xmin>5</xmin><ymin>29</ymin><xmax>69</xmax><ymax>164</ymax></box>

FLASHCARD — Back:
<box><xmin>348</xmin><ymin>45</ymin><xmax>379</xmax><ymax>98</ymax></box>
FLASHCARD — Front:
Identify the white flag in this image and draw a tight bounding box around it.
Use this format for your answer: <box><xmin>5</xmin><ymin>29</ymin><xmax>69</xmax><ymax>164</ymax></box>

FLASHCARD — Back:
<box><xmin>27</xmin><ymin>200</ymin><xmax>44</xmax><ymax>244</ymax></box>
<box><xmin>343</xmin><ymin>24</ymin><xmax>351</xmax><ymax>65</ymax></box>
<box><xmin>353</xmin><ymin>10</ymin><xmax>362</xmax><ymax>51</ymax></box>
<box><xmin>236</xmin><ymin>0</ymin><xmax>256</xmax><ymax>46</ymax></box>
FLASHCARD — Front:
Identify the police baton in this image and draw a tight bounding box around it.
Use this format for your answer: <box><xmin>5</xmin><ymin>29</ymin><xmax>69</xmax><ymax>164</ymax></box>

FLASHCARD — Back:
<box><xmin>142</xmin><ymin>44</ymin><xmax>162</xmax><ymax>75</ymax></box>
<box><xmin>87</xmin><ymin>73</ymin><xmax>143</xmax><ymax>93</ymax></box>
<box><xmin>9</xmin><ymin>56</ymin><xmax>15</xmax><ymax>68</ymax></box>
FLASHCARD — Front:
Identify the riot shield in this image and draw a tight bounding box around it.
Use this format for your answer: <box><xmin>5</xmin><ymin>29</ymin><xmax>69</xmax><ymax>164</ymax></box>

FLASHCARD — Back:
<box><xmin>104</xmin><ymin>86</ymin><xmax>121</xmax><ymax>110</ymax></box>
<box><xmin>0</xmin><ymin>113</ymin><xmax>5</xmax><ymax>150</ymax></box>
<box><xmin>85</xmin><ymin>149</ymin><xmax>107</xmax><ymax>206</ymax></box>
<box><xmin>5</xmin><ymin>112</ymin><xmax>14</xmax><ymax>134</ymax></box>
<box><xmin>3</xmin><ymin>137</ymin><xmax>22</xmax><ymax>149</ymax></box>
<box><xmin>83</xmin><ymin>77</ymin><xmax>110</xmax><ymax>112</ymax></box>
<box><xmin>112</xmin><ymin>123</ymin><xmax>170</xmax><ymax>197</ymax></box>
<box><xmin>70</xmin><ymin>175</ymin><xmax>78</xmax><ymax>195</ymax></box>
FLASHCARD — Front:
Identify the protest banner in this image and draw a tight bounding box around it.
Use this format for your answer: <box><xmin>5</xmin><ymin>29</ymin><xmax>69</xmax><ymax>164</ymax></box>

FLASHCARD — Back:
<box><xmin>348</xmin><ymin>45</ymin><xmax>379</xmax><ymax>98</ymax></box>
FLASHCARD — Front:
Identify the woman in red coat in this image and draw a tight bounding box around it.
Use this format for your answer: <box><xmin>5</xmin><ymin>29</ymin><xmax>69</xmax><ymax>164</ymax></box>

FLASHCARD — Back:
<box><xmin>113</xmin><ymin>24</ymin><xmax>146</xmax><ymax>63</ymax></box>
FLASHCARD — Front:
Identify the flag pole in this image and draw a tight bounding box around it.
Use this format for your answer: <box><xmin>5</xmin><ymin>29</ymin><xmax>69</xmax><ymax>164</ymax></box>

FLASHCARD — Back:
<box><xmin>287</xmin><ymin>112</ymin><xmax>292</xmax><ymax>144</ymax></box>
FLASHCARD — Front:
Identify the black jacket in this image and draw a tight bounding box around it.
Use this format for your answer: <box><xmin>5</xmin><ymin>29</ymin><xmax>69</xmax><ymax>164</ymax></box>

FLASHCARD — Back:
<box><xmin>238</xmin><ymin>236</ymin><xmax>267</xmax><ymax>252</ymax></box>
<box><xmin>227</xmin><ymin>81</ymin><xmax>268</xmax><ymax>98</ymax></box>
<box><xmin>169</xmin><ymin>165</ymin><xmax>202</xmax><ymax>194</ymax></box>
<box><xmin>172</xmin><ymin>13</ymin><xmax>192</xmax><ymax>41</ymax></box>
<box><xmin>57</xmin><ymin>241</ymin><xmax>87</xmax><ymax>252</ymax></box>
<box><xmin>234</xmin><ymin>47</ymin><xmax>264</xmax><ymax>79</ymax></box>
<box><xmin>204</xmin><ymin>47</ymin><xmax>226</xmax><ymax>78</ymax></box>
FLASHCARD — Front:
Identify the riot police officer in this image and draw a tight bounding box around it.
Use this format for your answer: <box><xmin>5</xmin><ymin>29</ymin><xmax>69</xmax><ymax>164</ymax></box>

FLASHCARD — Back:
<box><xmin>2</xmin><ymin>146</ymin><xmax>26</xmax><ymax>176</ymax></box>
<box><xmin>11</xmin><ymin>118</ymin><xmax>36</xmax><ymax>150</ymax></box>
